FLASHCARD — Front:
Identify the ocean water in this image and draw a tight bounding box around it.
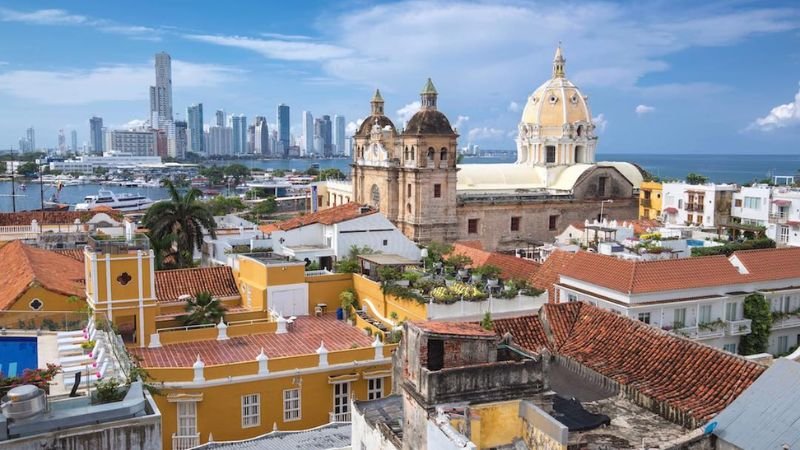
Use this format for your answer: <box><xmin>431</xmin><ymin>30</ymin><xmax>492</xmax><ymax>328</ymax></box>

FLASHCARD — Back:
<box><xmin>1</xmin><ymin>153</ymin><xmax>796</xmax><ymax>212</ymax></box>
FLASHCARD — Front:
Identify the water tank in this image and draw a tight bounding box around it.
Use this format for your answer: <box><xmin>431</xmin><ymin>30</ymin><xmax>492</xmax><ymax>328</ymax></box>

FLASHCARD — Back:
<box><xmin>1</xmin><ymin>384</ymin><xmax>47</xmax><ymax>420</ymax></box>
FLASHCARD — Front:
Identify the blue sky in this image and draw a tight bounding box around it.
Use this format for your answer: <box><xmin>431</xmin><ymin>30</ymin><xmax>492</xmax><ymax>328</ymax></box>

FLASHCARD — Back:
<box><xmin>0</xmin><ymin>0</ymin><xmax>799</xmax><ymax>153</ymax></box>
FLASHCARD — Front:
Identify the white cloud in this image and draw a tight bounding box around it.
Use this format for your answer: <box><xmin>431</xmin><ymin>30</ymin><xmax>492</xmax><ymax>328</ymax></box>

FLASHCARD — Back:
<box><xmin>260</xmin><ymin>32</ymin><xmax>313</xmax><ymax>41</ymax></box>
<box><xmin>345</xmin><ymin>119</ymin><xmax>363</xmax><ymax>135</ymax></box>
<box><xmin>118</xmin><ymin>119</ymin><xmax>147</xmax><ymax>129</ymax></box>
<box><xmin>592</xmin><ymin>113</ymin><xmax>608</xmax><ymax>133</ymax></box>
<box><xmin>508</xmin><ymin>101</ymin><xmax>520</xmax><ymax>112</ymax></box>
<box><xmin>0</xmin><ymin>7</ymin><xmax>160</xmax><ymax>40</ymax></box>
<box><xmin>453</xmin><ymin>115</ymin><xmax>469</xmax><ymax>130</ymax></box>
<box><xmin>467</xmin><ymin>127</ymin><xmax>506</xmax><ymax>142</ymax></box>
<box><xmin>396</xmin><ymin>101</ymin><xmax>420</xmax><ymax>125</ymax></box>
<box><xmin>184</xmin><ymin>34</ymin><xmax>352</xmax><ymax>61</ymax></box>
<box><xmin>0</xmin><ymin>60</ymin><xmax>241</xmax><ymax>104</ymax></box>
<box><xmin>635</xmin><ymin>104</ymin><xmax>655</xmax><ymax>116</ymax></box>
<box><xmin>747</xmin><ymin>84</ymin><xmax>800</xmax><ymax>132</ymax></box>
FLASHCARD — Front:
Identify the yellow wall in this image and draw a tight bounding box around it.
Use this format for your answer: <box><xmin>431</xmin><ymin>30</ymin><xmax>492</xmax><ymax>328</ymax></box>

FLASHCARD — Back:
<box><xmin>352</xmin><ymin>275</ymin><xmax>428</xmax><ymax>322</ymax></box>
<box><xmin>265</xmin><ymin>265</ymin><xmax>305</xmax><ymax>286</ymax></box>
<box><xmin>9</xmin><ymin>286</ymin><xmax>84</xmax><ymax>313</ymax></box>
<box><xmin>306</xmin><ymin>273</ymin><xmax>353</xmax><ymax>313</ymax></box>
<box><xmin>468</xmin><ymin>401</ymin><xmax>525</xmax><ymax>450</ymax></box>
<box><xmin>639</xmin><ymin>181</ymin><xmax>663</xmax><ymax>220</ymax></box>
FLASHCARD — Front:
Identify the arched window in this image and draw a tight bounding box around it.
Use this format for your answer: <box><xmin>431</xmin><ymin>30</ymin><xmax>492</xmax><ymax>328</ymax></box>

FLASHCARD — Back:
<box><xmin>440</xmin><ymin>147</ymin><xmax>448</xmax><ymax>161</ymax></box>
<box><xmin>427</xmin><ymin>147</ymin><xmax>435</xmax><ymax>160</ymax></box>
<box><xmin>370</xmin><ymin>184</ymin><xmax>380</xmax><ymax>208</ymax></box>
<box><xmin>404</xmin><ymin>146</ymin><xmax>409</xmax><ymax>160</ymax></box>
<box><xmin>576</xmin><ymin>125</ymin><xmax>583</xmax><ymax>137</ymax></box>
<box><xmin>411</xmin><ymin>146</ymin><xmax>415</xmax><ymax>160</ymax></box>
<box><xmin>574</xmin><ymin>145</ymin><xmax>585</xmax><ymax>163</ymax></box>
<box><xmin>407</xmin><ymin>203</ymin><xmax>412</xmax><ymax>214</ymax></box>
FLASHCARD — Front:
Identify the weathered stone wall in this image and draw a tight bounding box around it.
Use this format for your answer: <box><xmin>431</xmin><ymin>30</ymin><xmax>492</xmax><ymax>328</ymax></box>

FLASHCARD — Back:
<box><xmin>419</xmin><ymin>360</ymin><xmax>544</xmax><ymax>406</ymax></box>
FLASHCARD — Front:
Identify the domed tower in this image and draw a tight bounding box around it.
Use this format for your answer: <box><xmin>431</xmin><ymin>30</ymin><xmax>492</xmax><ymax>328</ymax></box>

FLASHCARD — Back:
<box><xmin>398</xmin><ymin>78</ymin><xmax>459</xmax><ymax>243</ymax></box>
<box><xmin>352</xmin><ymin>89</ymin><xmax>401</xmax><ymax>220</ymax></box>
<box><xmin>516</xmin><ymin>45</ymin><xmax>597</xmax><ymax>166</ymax></box>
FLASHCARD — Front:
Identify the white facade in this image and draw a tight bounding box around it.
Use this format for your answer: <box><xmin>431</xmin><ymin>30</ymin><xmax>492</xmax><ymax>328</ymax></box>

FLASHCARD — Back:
<box><xmin>302</xmin><ymin>111</ymin><xmax>314</xmax><ymax>156</ymax></box>
<box><xmin>49</xmin><ymin>155</ymin><xmax>163</xmax><ymax>174</ymax></box>
<box><xmin>661</xmin><ymin>182</ymin><xmax>737</xmax><ymax>227</ymax></box>
<box><xmin>730</xmin><ymin>185</ymin><xmax>800</xmax><ymax>247</ymax></box>
<box><xmin>556</xmin><ymin>262</ymin><xmax>800</xmax><ymax>355</ymax></box>
<box><xmin>334</xmin><ymin>114</ymin><xmax>346</xmax><ymax>156</ymax></box>
<box><xmin>731</xmin><ymin>185</ymin><xmax>771</xmax><ymax>227</ymax></box>
<box><xmin>108</xmin><ymin>130</ymin><xmax>157</xmax><ymax>157</ymax></box>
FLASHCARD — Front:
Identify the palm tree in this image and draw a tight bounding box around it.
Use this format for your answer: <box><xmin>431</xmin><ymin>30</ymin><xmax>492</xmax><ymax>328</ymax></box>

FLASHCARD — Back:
<box><xmin>143</xmin><ymin>180</ymin><xmax>217</xmax><ymax>268</ymax></box>
<box><xmin>180</xmin><ymin>291</ymin><xmax>227</xmax><ymax>326</ymax></box>
<box><xmin>148</xmin><ymin>232</ymin><xmax>177</xmax><ymax>270</ymax></box>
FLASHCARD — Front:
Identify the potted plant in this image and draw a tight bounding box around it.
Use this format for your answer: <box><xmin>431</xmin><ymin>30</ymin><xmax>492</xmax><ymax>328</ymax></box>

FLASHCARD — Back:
<box><xmin>80</xmin><ymin>340</ymin><xmax>96</xmax><ymax>354</ymax></box>
<box><xmin>445</xmin><ymin>254</ymin><xmax>472</xmax><ymax>279</ymax></box>
<box><xmin>474</xmin><ymin>265</ymin><xmax>502</xmax><ymax>286</ymax></box>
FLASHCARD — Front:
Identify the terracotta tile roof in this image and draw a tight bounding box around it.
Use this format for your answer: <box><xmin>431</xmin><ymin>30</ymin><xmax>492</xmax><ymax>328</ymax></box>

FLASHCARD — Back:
<box><xmin>154</xmin><ymin>266</ymin><xmax>240</xmax><ymax>303</ymax></box>
<box><xmin>454</xmin><ymin>240</ymin><xmax>484</xmax><ymax>250</ymax></box>
<box><xmin>0</xmin><ymin>241</ymin><xmax>85</xmax><ymax>310</ymax></box>
<box><xmin>414</xmin><ymin>321</ymin><xmax>497</xmax><ymax>338</ymax></box>
<box><xmin>492</xmin><ymin>316</ymin><xmax>550</xmax><ymax>353</ymax></box>
<box><xmin>531</xmin><ymin>251</ymin><xmax>576</xmax><ymax>303</ymax></box>
<box><xmin>732</xmin><ymin>247</ymin><xmax>800</xmax><ymax>282</ymax></box>
<box><xmin>559</xmin><ymin>251</ymin><xmax>744</xmax><ymax>294</ymax></box>
<box><xmin>54</xmin><ymin>248</ymin><xmax>85</xmax><ymax>262</ymax></box>
<box><xmin>259</xmin><ymin>203</ymin><xmax>375</xmax><ymax>233</ymax></box>
<box><xmin>451</xmin><ymin>242</ymin><xmax>540</xmax><ymax>282</ymax></box>
<box><xmin>130</xmin><ymin>314</ymin><xmax>374</xmax><ymax>367</ymax></box>
<box><xmin>538</xmin><ymin>302</ymin><xmax>765</xmax><ymax>423</ymax></box>
<box><xmin>630</xmin><ymin>219</ymin><xmax>662</xmax><ymax>235</ymax></box>
<box><xmin>0</xmin><ymin>210</ymin><xmax>122</xmax><ymax>226</ymax></box>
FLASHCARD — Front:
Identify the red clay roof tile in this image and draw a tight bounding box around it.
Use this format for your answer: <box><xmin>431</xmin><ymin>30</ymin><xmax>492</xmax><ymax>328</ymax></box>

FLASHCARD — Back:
<box><xmin>414</xmin><ymin>320</ymin><xmax>497</xmax><ymax>338</ymax></box>
<box><xmin>531</xmin><ymin>251</ymin><xmax>576</xmax><ymax>303</ymax></box>
<box><xmin>259</xmin><ymin>203</ymin><xmax>375</xmax><ymax>233</ymax></box>
<box><xmin>154</xmin><ymin>266</ymin><xmax>240</xmax><ymax>303</ymax></box>
<box><xmin>451</xmin><ymin>242</ymin><xmax>540</xmax><ymax>282</ymax></box>
<box><xmin>0</xmin><ymin>241</ymin><xmax>85</xmax><ymax>310</ymax></box>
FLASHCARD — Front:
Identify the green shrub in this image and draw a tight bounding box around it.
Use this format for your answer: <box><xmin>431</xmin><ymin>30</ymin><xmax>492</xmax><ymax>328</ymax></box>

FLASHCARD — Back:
<box><xmin>691</xmin><ymin>238</ymin><xmax>775</xmax><ymax>257</ymax></box>
<box><xmin>739</xmin><ymin>293</ymin><xmax>772</xmax><ymax>355</ymax></box>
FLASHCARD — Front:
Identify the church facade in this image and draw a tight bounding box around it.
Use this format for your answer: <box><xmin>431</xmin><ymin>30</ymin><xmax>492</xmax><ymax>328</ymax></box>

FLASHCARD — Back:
<box><xmin>345</xmin><ymin>47</ymin><xmax>642</xmax><ymax>251</ymax></box>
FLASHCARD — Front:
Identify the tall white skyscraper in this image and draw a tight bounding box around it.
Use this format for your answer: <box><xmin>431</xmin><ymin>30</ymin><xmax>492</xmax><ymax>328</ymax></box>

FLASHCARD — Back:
<box><xmin>57</xmin><ymin>129</ymin><xmax>67</xmax><ymax>153</ymax></box>
<box><xmin>26</xmin><ymin>127</ymin><xmax>35</xmax><ymax>152</ymax></box>
<box><xmin>149</xmin><ymin>52</ymin><xmax>173</xmax><ymax>129</ymax></box>
<box><xmin>70</xmin><ymin>130</ymin><xmax>78</xmax><ymax>153</ymax></box>
<box><xmin>302</xmin><ymin>111</ymin><xmax>314</xmax><ymax>156</ymax></box>
<box><xmin>229</xmin><ymin>114</ymin><xmax>247</xmax><ymax>155</ymax></box>
<box><xmin>254</xmin><ymin>116</ymin><xmax>269</xmax><ymax>155</ymax></box>
<box><xmin>333</xmin><ymin>115</ymin><xmax>345</xmax><ymax>156</ymax></box>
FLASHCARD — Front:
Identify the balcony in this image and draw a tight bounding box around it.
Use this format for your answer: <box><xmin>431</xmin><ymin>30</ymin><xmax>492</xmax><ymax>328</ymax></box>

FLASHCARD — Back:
<box><xmin>685</xmin><ymin>203</ymin><xmax>705</xmax><ymax>213</ymax></box>
<box><xmin>641</xmin><ymin>198</ymin><xmax>652</xmax><ymax>208</ymax></box>
<box><xmin>726</xmin><ymin>318</ymin><xmax>752</xmax><ymax>336</ymax></box>
<box><xmin>672</xmin><ymin>326</ymin><xmax>698</xmax><ymax>339</ymax></box>
<box><xmin>769</xmin><ymin>213</ymin><xmax>789</xmax><ymax>224</ymax></box>
<box><xmin>87</xmin><ymin>234</ymin><xmax>150</xmax><ymax>253</ymax></box>
<box><xmin>172</xmin><ymin>433</ymin><xmax>200</xmax><ymax>450</ymax></box>
<box><xmin>696</xmin><ymin>322</ymin><xmax>726</xmax><ymax>340</ymax></box>
<box><xmin>772</xmin><ymin>314</ymin><xmax>800</xmax><ymax>330</ymax></box>
<box><xmin>329</xmin><ymin>411</ymin><xmax>351</xmax><ymax>422</ymax></box>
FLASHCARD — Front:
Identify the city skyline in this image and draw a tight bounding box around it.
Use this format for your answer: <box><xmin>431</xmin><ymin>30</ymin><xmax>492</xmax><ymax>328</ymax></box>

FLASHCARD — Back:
<box><xmin>0</xmin><ymin>1</ymin><xmax>798</xmax><ymax>153</ymax></box>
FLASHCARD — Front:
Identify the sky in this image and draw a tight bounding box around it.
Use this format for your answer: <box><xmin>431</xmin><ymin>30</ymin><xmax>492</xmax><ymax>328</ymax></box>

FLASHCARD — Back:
<box><xmin>0</xmin><ymin>0</ymin><xmax>799</xmax><ymax>154</ymax></box>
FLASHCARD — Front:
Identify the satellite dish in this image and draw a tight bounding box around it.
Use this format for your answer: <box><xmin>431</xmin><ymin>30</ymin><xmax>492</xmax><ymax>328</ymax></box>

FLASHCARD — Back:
<box><xmin>704</xmin><ymin>421</ymin><xmax>718</xmax><ymax>435</ymax></box>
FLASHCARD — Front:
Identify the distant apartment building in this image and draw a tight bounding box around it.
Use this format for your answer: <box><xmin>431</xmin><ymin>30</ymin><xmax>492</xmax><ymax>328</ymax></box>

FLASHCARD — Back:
<box><xmin>277</xmin><ymin>103</ymin><xmax>290</xmax><ymax>157</ymax></box>
<box><xmin>149</xmin><ymin>51</ymin><xmax>173</xmax><ymax>130</ymax></box>
<box><xmin>187</xmin><ymin>103</ymin><xmax>205</xmax><ymax>155</ymax></box>
<box><xmin>109</xmin><ymin>129</ymin><xmax>156</xmax><ymax>156</ymax></box>
<box><xmin>661</xmin><ymin>182</ymin><xmax>736</xmax><ymax>227</ymax></box>
<box><xmin>254</xmin><ymin>116</ymin><xmax>269</xmax><ymax>155</ymax></box>
<box><xmin>229</xmin><ymin>114</ymin><xmax>247</xmax><ymax>155</ymax></box>
<box><xmin>639</xmin><ymin>181</ymin><xmax>662</xmax><ymax>220</ymax></box>
<box><xmin>333</xmin><ymin>114</ymin><xmax>345</xmax><ymax>155</ymax></box>
<box><xmin>320</xmin><ymin>115</ymin><xmax>333</xmax><ymax>157</ymax></box>
<box><xmin>70</xmin><ymin>129</ymin><xmax>78</xmax><ymax>153</ymax></box>
<box><xmin>555</xmin><ymin>248</ymin><xmax>800</xmax><ymax>355</ymax></box>
<box><xmin>89</xmin><ymin>116</ymin><xmax>104</xmax><ymax>154</ymax></box>
<box><xmin>215</xmin><ymin>109</ymin><xmax>225</xmax><ymax>127</ymax></box>
<box><xmin>730</xmin><ymin>184</ymin><xmax>800</xmax><ymax>247</ymax></box>
<box><xmin>207</xmin><ymin>125</ymin><xmax>232</xmax><ymax>156</ymax></box>
<box><xmin>302</xmin><ymin>110</ymin><xmax>314</xmax><ymax>156</ymax></box>
<box><xmin>174</xmin><ymin>120</ymin><xmax>188</xmax><ymax>159</ymax></box>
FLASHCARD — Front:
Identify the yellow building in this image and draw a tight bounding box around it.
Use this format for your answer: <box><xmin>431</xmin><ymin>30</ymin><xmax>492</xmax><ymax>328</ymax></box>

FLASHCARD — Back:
<box><xmin>82</xmin><ymin>235</ymin><xmax>395</xmax><ymax>450</ymax></box>
<box><xmin>0</xmin><ymin>241</ymin><xmax>87</xmax><ymax>329</ymax></box>
<box><xmin>639</xmin><ymin>180</ymin><xmax>663</xmax><ymax>220</ymax></box>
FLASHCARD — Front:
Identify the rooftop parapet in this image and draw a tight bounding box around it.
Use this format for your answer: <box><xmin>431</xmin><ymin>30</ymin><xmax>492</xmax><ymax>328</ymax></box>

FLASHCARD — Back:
<box><xmin>87</xmin><ymin>233</ymin><xmax>150</xmax><ymax>253</ymax></box>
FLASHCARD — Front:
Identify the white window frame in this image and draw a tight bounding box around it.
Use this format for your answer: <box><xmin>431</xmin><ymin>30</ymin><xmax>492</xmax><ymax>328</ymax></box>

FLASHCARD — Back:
<box><xmin>637</xmin><ymin>312</ymin><xmax>651</xmax><ymax>325</ymax></box>
<box><xmin>673</xmin><ymin>308</ymin><xmax>687</xmax><ymax>327</ymax></box>
<box><xmin>177</xmin><ymin>401</ymin><xmax>197</xmax><ymax>437</ymax></box>
<box><xmin>333</xmin><ymin>382</ymin><xmax>350</xmax><ymax>416</ymax></box>
<box><xmin>723</xmin><ymin>343</ymin><xmax>737</xmax><ymax>354</ymax></box>
<box><xmin>283</xmin><ymin>388</ymin><xmax>301</xmax><ymax>422</ymax></box>
<box><xmin>241</xmin><ymin>394</ymin><xmax>260</xmax><ymax>428</ymax></box>
<box><xmin>699</xmin><ymin>305</ymin><xmax>712</xmax><ymax>324</ymax></box>
<box><xmin>367</xmin><ymin>377</ymin><xmax>383</xmax><ymax>401</ymax></box>
<box><xmin>567</xmin><ymin>293</ymin><xmax>578</xmax><ymax>303</ymax></box>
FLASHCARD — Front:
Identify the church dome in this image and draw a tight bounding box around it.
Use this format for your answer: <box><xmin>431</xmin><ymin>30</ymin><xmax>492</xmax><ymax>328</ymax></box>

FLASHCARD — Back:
<box><xmin>519</xmin><ymin>46</ymin><xmax>593</xmax><ymax>138</ymax></box>
<box><xmin>403</xmin><ymin>78</ymin><xmax>456</xmax><ymax>136</ymax></box>
<box><xmin>356</xmin><ymin>89</ymin><xmax>397</xmax><ymax>137</ymax></box>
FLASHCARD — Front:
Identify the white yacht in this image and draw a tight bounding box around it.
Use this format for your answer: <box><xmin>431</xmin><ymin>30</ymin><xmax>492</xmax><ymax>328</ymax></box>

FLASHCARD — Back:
<box><xmin>75</xmin><ymin>189</ymin><xmax>156</xmax><ymax>212</ymax></box>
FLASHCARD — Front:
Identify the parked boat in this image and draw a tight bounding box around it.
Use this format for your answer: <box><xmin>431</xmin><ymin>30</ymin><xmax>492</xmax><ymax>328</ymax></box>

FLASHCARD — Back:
<box><xmin>75</xmin><ymin>189</ymin><xmax>155</xmax><ymax>212</ymax></box>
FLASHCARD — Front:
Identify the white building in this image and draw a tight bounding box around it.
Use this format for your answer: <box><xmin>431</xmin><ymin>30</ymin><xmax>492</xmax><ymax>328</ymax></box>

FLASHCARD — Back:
<box><xmin>730</xmin><ymin>184</ymin><xmax>800</xmax><ymax>247</ymax></box>
<box><xmin>661</xmin><ymin>182</ymin><xmax>737</xmax><ymax>227</ymax></box>
<box><xmin>555</xmin><ymin>248</ymin><xmax>800</xmax><ymax>355</ymax></box>
<box><xmin>109</xmin><ymin>129</ymin><xmax>157</xmax><ymax>156</ymax></box>
<box><xmin>49</xmin><ymin>154</ymin><xmax>163</xmax><ymax>174</ymax></box>
<box><xmin>302</xmin><ymin>111</ymin><xmax>314</xmax><ymax>156</ymax></box>
<box><xmin>333</xmin><ymin>114</ymin><xmax>345</xmax><ymax>155</ymax></box>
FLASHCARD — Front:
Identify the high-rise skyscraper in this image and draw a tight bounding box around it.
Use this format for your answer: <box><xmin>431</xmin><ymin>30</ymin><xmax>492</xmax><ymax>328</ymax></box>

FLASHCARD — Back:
<box><xmin>333</xmin><ymin>115</ymin><xmax>345</xmax><ymax>156</ymax></box>
<box><xmin>216</xmin><ymin>110</ymin><xmax>225</xmax><ymax>127</ymax></box>
<box><xmin>254</xmin><ymin>116</ymin><xmax>269</xmax><ymax>156</ymax></box>
<box><xmin>302</xmin><ymin>111</ymin><xmax>314</xmax><ymax>156</ymax></box>
<box><xmin>230</xmin><ymin>114</ymin><xmax>247</xmax><ymax>155</ymax></box>
<box><xmin>90</xmin><ymin>116</ymin><xmax>104</xmax><ymax>154</ymax></box>
<box><xmin>277</xmin><ymin>104</ymin><xmax>290</xmax><ymax>158</ymax></box>
<box><xmin>26</xmin><ymin>127</ymin><xmax>35</xmax><ymax>152</ymax></box>
<box><xmin>207</xmin><ymin>126</ymin><xmax>232</xmax><ymax>156</ymax></box>
<box><xmin>174</xmin><ymin>121</ymin><xmax>188</xmax><ymax>159</ymax></box>
<box><xmin>187</xmin><ymin>103</ymin><xmax>205</xmax><ymax>155</ymax></box>
<box><xmin>321</xmin><ymin>115</ymin><xmax>333</xmax><ymax>157</ymax></box>
<box><xmin>70</xmin><ymin>130</ymin><xmax>78</xmax><ymax>153</ymax></box>
<box><xmin>149</xmin><ymin>52</ymin><xmax>173</xmax><ymax>130</ymax></box>
<box><xmin>58</xmin><ymin>129</ymin><xmax>67</xmax><ymax>153</ymax></box>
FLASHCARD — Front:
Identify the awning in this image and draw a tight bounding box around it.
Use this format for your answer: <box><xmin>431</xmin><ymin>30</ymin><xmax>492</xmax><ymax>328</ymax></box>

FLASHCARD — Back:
<box><xmin>787</xmin><ymin>221</ymin><xmax>800</xmax><ymax>227</ymax></box>
<box><xmin>772</xmin><ymin>199</ymin><xmax>791</xmax><ymax>206</ymax></box>
<box><xmin>663</xmin><ymin>207</ymin><xmax>678</xmax><ymax>214</ymax></box>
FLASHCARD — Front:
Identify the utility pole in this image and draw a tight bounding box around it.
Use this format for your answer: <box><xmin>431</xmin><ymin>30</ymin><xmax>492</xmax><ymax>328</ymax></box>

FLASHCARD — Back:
<box><xmin>10</xmin><ymin>147</ymin><xmax>16</xmax><ymax>212</ymax></box>
<box><xmin>39</xmin><ymin>159</ymin><xmax>45</xmax><ymax>221</ymax></box>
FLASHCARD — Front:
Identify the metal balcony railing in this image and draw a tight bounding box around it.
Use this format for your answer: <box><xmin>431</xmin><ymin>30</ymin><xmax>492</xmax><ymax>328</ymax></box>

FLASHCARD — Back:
<box><xmin>769</xmin><ymin>213</ymin><xmax>789</xmax><ymax>224</ymax></box>
<box><xmin>772</xmin><ymin>315</ymin><xmax>800</xmax><ymax>330</ymax></box>
<box><xmin>641</xmin><ymin>198</ymin><xmax>652</xmax><ymax>208</ymax></box>
<box><xmin>172</xmin><ymin>433</ymin><xmax>200</xmax><ymax>450</ymax></box>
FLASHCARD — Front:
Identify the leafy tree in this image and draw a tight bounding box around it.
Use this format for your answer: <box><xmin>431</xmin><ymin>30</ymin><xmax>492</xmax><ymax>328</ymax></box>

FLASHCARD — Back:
<box><xmin>250</xmin><ymin>196</ymin><xmax>277</xmax><ymax>218</ymax></box>
<box><xmin>739</xmin><ymin>293</ymin><xmax>772</xmax><ymax>355</ymax></box>
<box><xmin>143</xmin><ymin>180</ymin><xmax>217</xmax><ymax>268</ymax></box>
<box><xmin>180</xmin><ymin>291</ymin><xmax>227</xmax><ymax>326</ymax></box>
<box><xmin>480</xmin><ymin>312</ymin><xmax>494</xmax><ymax>331</ymax></box>
<box><xmin>305</xmin><ymin>166</ymin><xmax>320</xmax><ymax>176</ymax></box>
<box><xmin>223</xmin><ymin>164</ymin><xmax>251</xmax><ymax>185</ymax></box>
<box><xmin>0</xmin><ymin>161</ymin><xmax>6</xmax><ymax>173</ymax></box>
<box><xmin>16</xmin><ymin>161</ymin><xmax>38</xmax><ymax>177</ymax></box>
<box><xmin>205</xmin><ymin>195</ymin><xmax>247</xmax><ymax>216</ymax></box>
<box><xmin>272</xmin><ymin>169</ymin><xmax>286</xmax><ymax>178</ymax></box>
<box><xmin>335</xmin><ymin>245</ymin><xmax>376</xmax><ymax>273</ymax></box>
<box><xmin>318</xmin><ymin>168</ymin><xmax>345</xmax><ymax>180</ymax></box>
<box><xmin>199</xmin><ymin>166</ymin><xmax>225</xmax><ymax>186</ymax></box>
<box><xmin>148</xmin><ymin>232</ymin><xmax>177</xmax><ymax>270</ymax></box>
<box><xmin>685</xmin><ymin>172</ymin><xmax>708</xmax><ymax>185</ymax></box>
<box><xmin>93</xmin><ymin>166</ymin><xmax>108</xmax><ymax>176</ymax></box>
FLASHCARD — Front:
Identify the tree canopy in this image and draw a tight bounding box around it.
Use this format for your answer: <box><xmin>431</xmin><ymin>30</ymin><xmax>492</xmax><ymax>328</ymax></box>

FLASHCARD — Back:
<box><xmin>205</xmin><ymin>195</ymin><xmax>247</xmax><ymax>216</ymax></box>
<box><xmin>685</xmin><ymin>172</ymin><xmax>708</xmax><ymax>185</ymax></box>
<box><xmin>740</xmin><ymin>293</ymin><xmax>772</xmax><ymax>355</ymax></box>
